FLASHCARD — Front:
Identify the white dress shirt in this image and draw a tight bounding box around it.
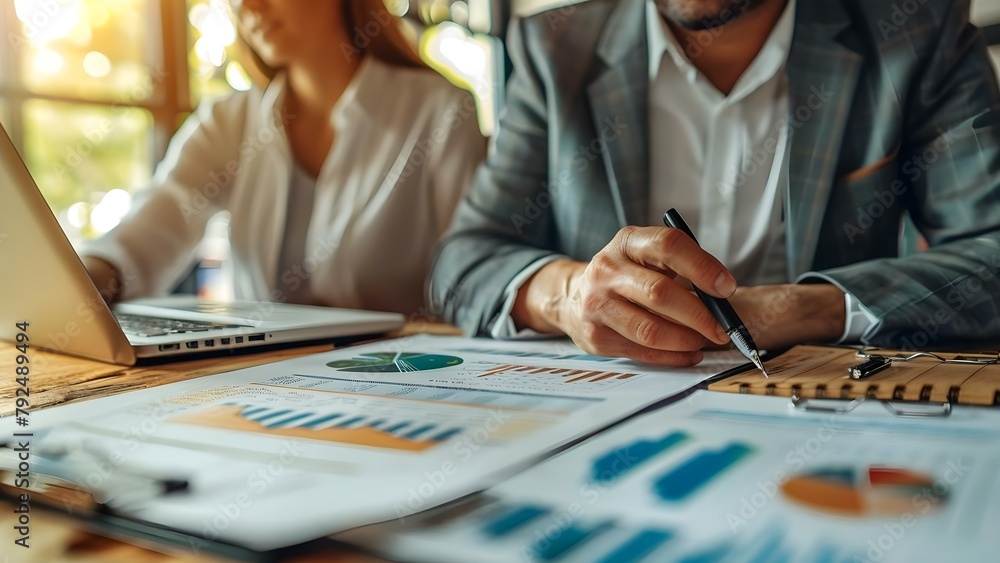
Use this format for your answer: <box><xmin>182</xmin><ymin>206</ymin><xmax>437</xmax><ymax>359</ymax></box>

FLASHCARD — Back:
<box><xmin>83</xmin><ymin>56</ymin><xmax>486</xmax><ymax>316</ymax></box>
<box><xmin>646</xmin><ymin>0</ymin><xmax>791</xmax><ymax>285</ymax></box>
<box><xmin>494</xmin><ymin>0</ymin><xmax>876</xmax><ymax>342</ymax></box>
<box><xmin>275</xmin><ymin>161</ymin><xmax>319</xmax><ymax>305</ymax></box>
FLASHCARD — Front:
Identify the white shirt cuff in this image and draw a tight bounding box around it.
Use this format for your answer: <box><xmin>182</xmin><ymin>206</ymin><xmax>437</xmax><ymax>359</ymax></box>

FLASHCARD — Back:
<box><xmin>794</xmin><ymin>272</ymin><xmax>881</xmax><ymax>344</ymax></box>
<box><xmin>490</xmin><ymin>255</ymin><xmax>566</xmax><ymax>339</ymax></box>
<box><xmin>839</xmin><ymin>290</ymin><xmax>880</xmax><ymax>344</ymax></box>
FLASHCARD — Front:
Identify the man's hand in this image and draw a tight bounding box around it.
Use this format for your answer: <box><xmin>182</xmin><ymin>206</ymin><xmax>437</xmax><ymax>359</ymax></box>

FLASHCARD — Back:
<box><xmin>727</xmin><ymin>284</ymin><xmax>846</xmax><ymax>351</ymax></box>
<box><xmin>511</xmin><ymin>226</ymin><xmax>738</xmax><ymax>366</ymax></box>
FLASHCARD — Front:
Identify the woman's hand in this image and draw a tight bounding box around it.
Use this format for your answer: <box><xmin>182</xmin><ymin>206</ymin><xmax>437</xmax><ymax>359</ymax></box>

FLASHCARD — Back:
<box><xmin>81</xmin><ymin>256</ymin><xmax>125</xmax><ymax>304</ymax></box>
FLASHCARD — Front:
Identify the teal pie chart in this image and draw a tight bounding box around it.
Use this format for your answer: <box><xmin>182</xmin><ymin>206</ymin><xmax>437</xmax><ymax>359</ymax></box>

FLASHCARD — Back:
<box><xmin>326</xmin><ymin>352</ymin><xmax>463</xmax><ymax>373</ymax></box>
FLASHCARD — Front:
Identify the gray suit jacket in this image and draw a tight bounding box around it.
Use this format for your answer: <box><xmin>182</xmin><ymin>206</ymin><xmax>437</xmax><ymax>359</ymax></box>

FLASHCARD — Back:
<box><xmin>431</xmin><ymin>0</ymin><xmax>1000</xmax><ymax>348</ymax></box>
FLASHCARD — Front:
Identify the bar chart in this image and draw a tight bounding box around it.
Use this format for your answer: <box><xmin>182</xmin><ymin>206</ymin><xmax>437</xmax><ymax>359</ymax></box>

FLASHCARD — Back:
<box><xmin>589</xmin><ymin>431</ymin><xmax>690</xmax><ymax>484</ymax></box>
<box><xmin>170</xmin><ymin>402</ymin><xmax>469</xmax><ymax>451</ymax></box>
<box><xmin>167</xmin><ymin>380</ymin><xmax>563</xmax><ymax>451</ymax></box>
<box><xmin>472</xmin><ymin>364</ymin><xmax>643</xmax><ymax>393</ymax></box>
<box><xmin>346</xmin><ymin>390</ymin><xmax>1000</xmax><ymax>563</ymax></box>
<box><xmin>653</xmin><ymin>443</ymin><xmax>754</xmax><ymax>502</ymax></box>
<box><xmin>473</xmin><ymin>501</ymin><xmax>676</xmax><ymax>562</ymax></box>
<box><xmin>451</xmin><ymin>345</ymin><xmax>617</xmax><ymax>363</ymax></box>
<box><xmin>400</xmin><ymin>498</ymin><xmax>857</xmax><ymax>563</ymax></box>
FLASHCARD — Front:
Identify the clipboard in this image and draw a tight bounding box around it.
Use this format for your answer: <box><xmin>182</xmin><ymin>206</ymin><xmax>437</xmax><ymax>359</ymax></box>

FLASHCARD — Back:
<box><xmin>708</xmin><ymin>344</ymin><xmax>1000</xmax><ymax>415</ymax></box>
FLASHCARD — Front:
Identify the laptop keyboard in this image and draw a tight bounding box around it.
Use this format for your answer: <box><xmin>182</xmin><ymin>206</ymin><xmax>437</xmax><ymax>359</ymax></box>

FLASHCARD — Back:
<box><xmin>114</xmin><ymin>313</ymin><xmax>249</xmax><ymax>338</ymax></box>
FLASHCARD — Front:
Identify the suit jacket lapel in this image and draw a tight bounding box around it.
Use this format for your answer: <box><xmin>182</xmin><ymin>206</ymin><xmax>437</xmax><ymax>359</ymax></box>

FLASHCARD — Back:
<box><xmin>587</xmin><ymin>0</ymin><xmax>650</xmax><ymax>228</ymax></box>
<box><xmin>785</xmin><ymin>0</ymin><xmax>862</xmax><ymax>278</ymax></box>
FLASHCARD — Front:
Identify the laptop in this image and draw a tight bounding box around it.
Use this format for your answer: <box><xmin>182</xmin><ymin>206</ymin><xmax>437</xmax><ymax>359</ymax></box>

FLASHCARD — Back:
<box><xmin>0</xmin><ymin>123</ymin><xmax>404</xmax><ymax>365</ymax></box>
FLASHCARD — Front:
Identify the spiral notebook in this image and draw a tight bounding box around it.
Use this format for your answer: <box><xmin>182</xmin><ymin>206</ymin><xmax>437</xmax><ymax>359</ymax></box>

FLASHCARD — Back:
<box><xmin>708</xmin><ymin>345</ymin><xmax>1000</xmax><ymax>406</ymax></box>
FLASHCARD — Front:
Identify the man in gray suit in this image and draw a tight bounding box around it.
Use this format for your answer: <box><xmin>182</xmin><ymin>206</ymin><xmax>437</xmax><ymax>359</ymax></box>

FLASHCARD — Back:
<box><xmin>431</xmin><ymin>0</ymin><xmax>1000</xmax><ymax>365</ymax></box>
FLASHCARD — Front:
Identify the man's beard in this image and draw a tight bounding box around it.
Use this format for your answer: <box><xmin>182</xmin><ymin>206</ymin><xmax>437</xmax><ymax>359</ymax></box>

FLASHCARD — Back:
<box><xmin>655</xmin><ymin>0</ymin><xmax>770</xmax><ymax>31</ymax></box>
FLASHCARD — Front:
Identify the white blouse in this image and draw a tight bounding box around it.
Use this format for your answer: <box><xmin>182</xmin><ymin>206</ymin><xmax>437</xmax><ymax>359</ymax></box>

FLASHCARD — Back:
<box><xmin>82</xmin><ymin>56</ymin><xmax>486</xmax><ymax>316</ymax></box>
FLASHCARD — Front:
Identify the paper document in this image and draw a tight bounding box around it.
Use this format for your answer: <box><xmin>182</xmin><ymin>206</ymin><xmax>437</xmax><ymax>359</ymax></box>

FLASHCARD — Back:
<box><xmin>2</xmin><ymin>335</ymin><xmax>744</xmax><ymax>550</ymax></box>
<box><xmin>343</xmin><ymin>390</ymin><xmax>1000</xmax><ymax>562</ymax></box>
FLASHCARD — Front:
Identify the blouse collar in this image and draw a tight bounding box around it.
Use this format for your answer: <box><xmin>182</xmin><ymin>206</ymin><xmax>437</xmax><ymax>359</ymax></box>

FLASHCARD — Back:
<box><xmin>255</xmin><ymin>55</ymin><xmax>383</xmax><ymax>132</ymax></box>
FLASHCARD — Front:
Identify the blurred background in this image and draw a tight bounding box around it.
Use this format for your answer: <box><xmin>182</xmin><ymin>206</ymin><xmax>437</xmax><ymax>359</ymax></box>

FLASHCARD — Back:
<box><xmin>1</xmin><ymin>0</ymin><xmax>999</xmax><ymax>298</ymax></box>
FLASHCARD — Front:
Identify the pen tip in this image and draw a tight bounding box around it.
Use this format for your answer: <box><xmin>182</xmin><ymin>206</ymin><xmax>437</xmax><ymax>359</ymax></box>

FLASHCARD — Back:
<box><xmin>750</xmin><ymin>351</ymin><xmax>768</xmax><ymax>378</ymax></box>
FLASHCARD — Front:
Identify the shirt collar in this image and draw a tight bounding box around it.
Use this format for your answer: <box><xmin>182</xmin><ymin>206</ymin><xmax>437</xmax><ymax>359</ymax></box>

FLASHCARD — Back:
<box><xmin>258</xmin><ymin>56</ymin><xmax>377</xmax><ymax>130</ymax></box>
<box><xmin>646</xmin><ymin>0</ymin><xmax>797</xmax><ymax>94</ymax></box>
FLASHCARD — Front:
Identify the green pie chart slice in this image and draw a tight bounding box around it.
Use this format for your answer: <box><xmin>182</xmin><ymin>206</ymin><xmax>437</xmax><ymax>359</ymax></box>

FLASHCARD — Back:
<box><xmin>327</xmin><ymin>352</ymin><xmax>463</xmax><ymax>373</ymax></box>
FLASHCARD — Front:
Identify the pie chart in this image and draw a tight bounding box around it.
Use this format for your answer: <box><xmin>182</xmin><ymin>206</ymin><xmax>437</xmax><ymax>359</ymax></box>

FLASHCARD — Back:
<box><xmin>781</xmin><ymin>466</ymin><xmax>947</xmax><ymax>517</ymax></box>
<box><xmin>326</xmin><ymin>352</ymin><xmax>463</xmax><ymax>373</ymax></box>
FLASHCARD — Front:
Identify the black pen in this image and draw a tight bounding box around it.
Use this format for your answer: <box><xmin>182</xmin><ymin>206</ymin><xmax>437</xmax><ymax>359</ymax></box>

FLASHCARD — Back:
<box><xmin>662</xmin><ymin>209</ymin><xmax>769</xmax><ymax>378</ymax></box>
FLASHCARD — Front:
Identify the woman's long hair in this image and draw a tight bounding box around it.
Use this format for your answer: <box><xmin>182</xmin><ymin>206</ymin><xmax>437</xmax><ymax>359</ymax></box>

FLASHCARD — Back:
<box><xmin>239</xmin><ymin>0</ymin><xmax>424</xmax><ymax>84</ymax></box>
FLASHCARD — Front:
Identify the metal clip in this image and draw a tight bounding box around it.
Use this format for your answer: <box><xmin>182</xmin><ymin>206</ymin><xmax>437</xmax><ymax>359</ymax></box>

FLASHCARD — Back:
<box><xmin>855</xmin><ymin>351</ymin><xmax>999</xmax><ymax>365</ymax></box>
<box><xmin>791</xmin><ymin>390</ymin><xmax>951</xmax><ymax>418</ymax></box>
<box><xmin>790</xmin><ymin>390</ymin><xmax>866</xmax><ymax>413</ymax></box>
<box><xmin>882</xmin><ymin>401</ymin><xmax>952</xmax><ymax>418</ymax></box>
<box><xmin>848</xmin><ymin>355</ymin><xmax>891</xmax><ymax>380</ymax></box>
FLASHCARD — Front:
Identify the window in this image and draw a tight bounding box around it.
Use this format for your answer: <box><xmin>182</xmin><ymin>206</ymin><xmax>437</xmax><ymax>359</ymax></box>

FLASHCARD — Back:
<box><xmin>0</xmin><ymin>0</ymin><xmax>249</xmax><ymax>245</ymax></box>
<box><xmin>0</xmin><ymin>0</ymin><xmax>496</xmax><ymax>249</ymax></box>
<box><xmin>420</xmin><ymin>0</ymin><xmax>507</xmax><ymax>135</ymax></box>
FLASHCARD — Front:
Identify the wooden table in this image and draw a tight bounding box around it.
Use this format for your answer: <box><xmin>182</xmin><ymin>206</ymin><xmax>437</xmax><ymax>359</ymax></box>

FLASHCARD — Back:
<box><xmin>0</xmin><ymin>323</ymin><xmax>461</xmax><ymax>562</ymax></box>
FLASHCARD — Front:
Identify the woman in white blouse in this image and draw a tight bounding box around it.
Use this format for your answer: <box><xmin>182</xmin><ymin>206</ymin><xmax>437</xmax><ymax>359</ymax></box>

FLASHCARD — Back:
<box><xmin>82</xmin><ymin>0</ymin><xmax>486</xmax><ymax>316</ymax></box>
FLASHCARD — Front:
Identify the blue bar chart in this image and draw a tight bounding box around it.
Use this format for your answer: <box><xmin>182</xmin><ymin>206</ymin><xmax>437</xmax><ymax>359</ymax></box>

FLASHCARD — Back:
<box><xmin>531</xmin><ymin>520</ymin><xmax>614</xmax><ymax>561</ymax></box>
<box><xmin>463</xmin><ymin>500</ymin><xmax>853</xmax><ymax>563</ymax></box>
<box><xmin>171</xmin><ymin>402</ymin><xmax>472</xmax><ymax>452</ymax></box>
<box><xmin>481</xmin><ymin>505</ymin><xmax>550</xmax><ymax>538</ymax></box>
<box><xmin>472</xmin><ymin>501</ymin><xmax>679</xmax><ymax>562</ymax></box>
<box><xmin>590</xmin><ymin>431</ymin><xmax>690</xmax><ymax>483</ymax></box>
<box><xmin>653</xmin><ymin>443</ymin><xmax>754</xmax><ymax>502</ymax></box>
<box><xmin>595</xmin><ymin>529</ymin><xmax>674</xmax><ymax>563</ymax></box>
